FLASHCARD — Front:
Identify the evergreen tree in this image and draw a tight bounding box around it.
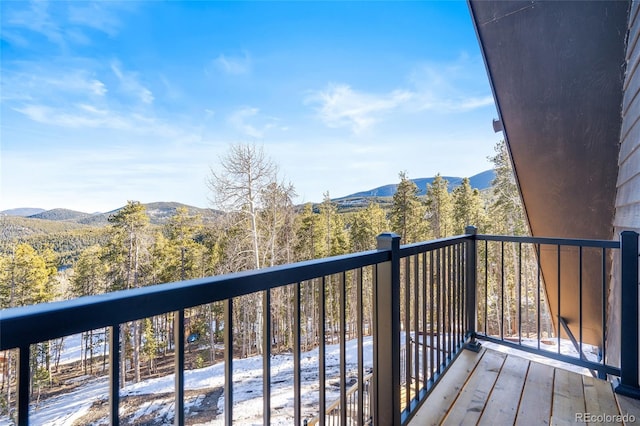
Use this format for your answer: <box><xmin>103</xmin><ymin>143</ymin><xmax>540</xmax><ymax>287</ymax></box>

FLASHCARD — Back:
<box><xmin>318</xmin><ymin>192</ymin><xmax>349</xmax><ymax>256</ymax></box>
<box><xmin>294</xmin><ymin>203</ymin><xmax>323</xmax><ymax>261</ymax></box>
<box><xmin>452</xmin><ymin>177</ymin><xmax>486</xmax><ymax>234</ymax></box>
<box><xmin>390</xmin><ymin>172</ymin><xmax>426</xmax><ymax>243</ymax></box>
<box><xmin>349</xmin><ymin>202</ymin><xmax>390</xmax><ymax>251</ymax></box>
<box><xmin>488</xmin><ymin>141</ymin><xmax>527</xmax><ymax>235</ymax></box>
<box><xmin>425</xmin><ymin>174</ymin><xmax>453</xmax><ymax>238</ymax></box>
<box><xmin>259</xmin><ymin>181</ymin><xmax>297</xmax><ymax>267</ymax></box>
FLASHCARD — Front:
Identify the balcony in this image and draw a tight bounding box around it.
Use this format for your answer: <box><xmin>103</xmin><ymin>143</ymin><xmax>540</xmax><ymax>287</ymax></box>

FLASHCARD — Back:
<box><xmin>1</xmin><ymin>228</ymin><xmax>639</xmax><ymax>425</ymax></box>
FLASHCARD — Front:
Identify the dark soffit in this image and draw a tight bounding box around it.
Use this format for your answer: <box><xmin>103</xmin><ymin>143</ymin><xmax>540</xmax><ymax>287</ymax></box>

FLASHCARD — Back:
<box><xmin>468</xmin><ymin>0</ymin><xmax>629</xmax><ymax>346</ymax></box>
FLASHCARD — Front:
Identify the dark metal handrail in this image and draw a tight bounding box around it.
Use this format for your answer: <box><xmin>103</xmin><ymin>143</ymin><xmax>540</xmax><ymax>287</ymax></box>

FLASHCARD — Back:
<box><xmin>1</xmin><ymin>230</ymin><xmax>638</xmax><ymax>426</ymax></box>
<box><xmin>0</xmin><ymin>250</ymin><xmax>389</xmax><ymax>350</ymax></box>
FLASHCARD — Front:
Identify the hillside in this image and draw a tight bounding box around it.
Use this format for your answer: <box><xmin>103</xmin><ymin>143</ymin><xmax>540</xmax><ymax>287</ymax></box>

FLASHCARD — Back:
<box><xmin>0</xmin><ymin>207</ymin><xmax>46</xmax><ymax>217</ymax></box>
<box><xmin>28</xmin><ymin>208</ymin><xmax>92</xmax><ymax>222</ymax></box>
<box><xmin>2</xmin><ymin>202</ymin><xmax>222</xmax><ymax>227</ymax></box>
<box><xmin>339</xmin><ymin>169</ymin><xmax>495</xmax><ymax>199</ymax></box>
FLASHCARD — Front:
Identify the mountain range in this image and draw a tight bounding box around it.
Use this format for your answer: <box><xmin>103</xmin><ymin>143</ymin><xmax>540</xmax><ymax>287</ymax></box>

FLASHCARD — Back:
<box><xmin>338</xmin><ymin>169</ymin><xmax>495</xmax><ymax>199</ymax></box>
<box><xmin>1</xmin><ymin>170</ymin><xmax>495</xmax><ymax>224</ymax></box>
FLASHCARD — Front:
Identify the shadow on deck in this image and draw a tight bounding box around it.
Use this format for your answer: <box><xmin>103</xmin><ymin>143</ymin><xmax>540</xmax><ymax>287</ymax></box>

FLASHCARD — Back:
<box><xmin>408</xmin><ymin>347</ymin><xmax>640</xmax><ymax>426</ymax></box>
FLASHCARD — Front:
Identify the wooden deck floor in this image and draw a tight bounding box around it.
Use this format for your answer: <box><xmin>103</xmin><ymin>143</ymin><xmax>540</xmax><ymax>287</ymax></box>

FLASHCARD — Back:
<box><xmin>408</xmin><ymin>347</ymin><xmax>640</xmax><ymax>426</ymax></box>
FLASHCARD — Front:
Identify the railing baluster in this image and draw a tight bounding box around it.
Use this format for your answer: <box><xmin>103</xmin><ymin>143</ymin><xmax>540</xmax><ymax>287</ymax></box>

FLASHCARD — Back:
<box><xmin>484</xmin><ymin>240</ymin><xmax>488</xmax><ymax>336</ymax></box>
<box><xmin>357</xmin><ymin>268</ymin><xmax>364</xmax><ymax>426</ymax></box>
<box><xmin>412</xmin><ymin>255</ymin><xmax>420</xmax><ymax>397</ymax></box>
<box><xmin>404</xmin><ymin>257</ymin><xmax>411</xmax><ymax>407</ymax></box>
<box><xmin>429</xmin><ymin>250</ymin><xmax>434</xmax><ymax>381</ymax></box>
<box><xmin>557</xmin><ymin>244</ymin><xmax>561</xmax><ymax>354</ymax></box>
<box><xmin>501</xmin><ymin>241</ymin><xmax>505</xmax><ymax>341</ymax></box>
<box><xmin>537</xmin><ymin>244</ymin><xmax>541</xmax><ymax>351</ymax></box>
<box><xmin>436</xmin><ymin>248</ymin><xmax>441</xmax><ymax>373</ymax></box>
<box><xmin>17</xmin><ymin>344</ymin><xmax>29</xmax><ymax>426</ymax></box>
<box><xmin>340</xmin><ymin>272</ymin><xmax>347</xmax><ymax>426</ymax></box>
<box><xmin>448</xmin><ymin>245</ymin><xmax>452</xmax><ymax>360</ymax></box>
<box><xmin>109</xmin><ymin>325</ymin><xmax>120</xmax><ymax>426</ymax></box>
<box><xmin>601</xmin><ymin>246</ymin><xmax>607</xmax><ymax>371</ymax></box>
<box><xmin>518</xmin><ymin>242</ymin><xmax>522</xmax><ymax>345</ymax></box>
<box><xmin>422</xmin><ymin>252</ymin><xmax>428</xmax><ymax>386</ymax></box>
<box><xmin>294</xmin><ymin>283</ymin><xmax>301</xmax><ymax>426</ymax></box>
<box><xmin>174</xmin><ymin>310</ymin><xmax>185</xmax><ymax>426</ymax></box>
<box><xmin>319</xmin><ymin>277</ymin><xmax>326</xmax><ymax>426</ymax></box>
<box><xmin>263</xmin><ymin>290</ymin><xmax>272</xmax><ymax>425</ymax></box>
<box><xmin>579</xmin><ymin>247</ymin><xmax>583</xmax><ymax>361</ymax></box>
<box><xmin>224</xmin><ymin>298</ymin><xmax>233</xmax><ymax>425</ymax></box>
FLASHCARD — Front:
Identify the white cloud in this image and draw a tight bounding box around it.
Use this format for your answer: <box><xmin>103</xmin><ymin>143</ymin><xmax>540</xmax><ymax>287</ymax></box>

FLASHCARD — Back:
<box><xmin>306</xmin><ymin>56</ymin><xmax>494</xmax><ymax>133</ymax></box>
<box><xmin>111</xmin><ymin>61</ymin><xmax>154</xmax><ymax>104</ymax></box>
<box><xmin>67</xmin><ymin>3</ymin><xmax>125</xmax><ymax>37</ymax></box>
<box><xmin>214</xmin><ymin>52</ymin><xmax>251</xmax><ymax>75</ymax></box>
<box><xmin>0</xmin><ymin>67</ymin><xmax>107</xmax><ymax>103</ymax></box>
<box><xmin>227</xmin><ymin>107</ymin><xmax>280</xmax><ymax>139</ymax></box>
<box><xmin>2</xmin><ymin>1</ymin><xmax>133</xmax><ymax>48</ymax></box>
<box><xmin>5</xmin><ymin>1</ymin><xmax>65</xmax><ymax>45</ymax></box>
<box><xmin>305</xmin><ymin>84</ymin><xmax>412</xmax><ymax>134</ymax></box>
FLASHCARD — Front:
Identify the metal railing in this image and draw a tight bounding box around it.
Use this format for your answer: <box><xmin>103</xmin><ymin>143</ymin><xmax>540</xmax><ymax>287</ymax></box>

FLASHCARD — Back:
<box><xmin>471</xmin><ymin>231</ymin><xmax>639</xmax><ymax>399</ymax></box>
<box><xmin>1</xmin><ymin>229</ymin><xmax>638</xmax><ymax>425</ymax></box>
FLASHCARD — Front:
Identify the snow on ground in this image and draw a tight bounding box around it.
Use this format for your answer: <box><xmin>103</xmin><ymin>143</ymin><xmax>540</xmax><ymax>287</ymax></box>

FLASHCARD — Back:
<box><xmin>0</xmin><ymin>332</ymin><xmax>605</xmax><ymax>425</ymax></box>
<box><xmin>0</xmin><ymin>335</ymin><xmax>379</xmax><ymax>426</ymax></box>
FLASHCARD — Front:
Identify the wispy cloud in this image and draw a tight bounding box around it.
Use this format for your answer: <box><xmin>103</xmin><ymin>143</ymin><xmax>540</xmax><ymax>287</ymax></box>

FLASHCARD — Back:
<box><xmin>305</xmin><ymin>84</ymin><xmax>412</xmax><ymax>134</ymax></box>
<box><xmin>1</xmin><ymin>1</ymin><xmax>133</xmax><ymax>49</ymax></box>
<box><xmin>408</xmin><ymin>55</ymin><xmax>494</xmax><ymax>112</ymax></box>
<box><xmin>214</xmin><ymin>52</ymin><xmax>252</xmax><ymax>75</ymax></box>
<box><xmin>111</xmin><ymin>61</ymin><xmax>154</xmax><ymax>104</ymax></box>
<box><xmin>228</xmin><ymin>106</ymin><xmax>282</xmax><ymax>138</ymax></box>
<box><xmin>1</xmin><ymin>67</ymin><xmax>107</xmax><ymax>102</ymax></box>
<box><xmin>5</xmin><ymin>1</ymin><xmax>65</xmax><ymax>46</ymax></box>
<box><xmin>306</xmin><ymin>55</ymin><xmax>494</xmax><ymax>133</ymax></box>
<box><xmin>67</xmin><ymin>3</ymin><xmax>127</xmax><ymax>37</ymax></box>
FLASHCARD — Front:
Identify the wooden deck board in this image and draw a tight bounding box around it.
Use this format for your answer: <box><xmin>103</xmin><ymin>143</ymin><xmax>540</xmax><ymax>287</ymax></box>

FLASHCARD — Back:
<box><xmin>407</xmin><ymin>348</ymin><xmax>485</xmax><ymax>426</ymax></box>
<box><xmin>551</xmin><ymin>368</ymin><xmax>586</xmax><ymax>426</ymax></box>
<box><xmin>515</xmin><ymin>361</ymin><xmax>555</xmax><ymax>426</ymax></box>
<box><xmin>441</xmin><ymin>350</ymin><xmax>506</xmax><ymax>426</ymax></box>
<box><xmin>408</xmin><ymin>348</ymin><xmax>640</xmax><ymax>426</ymax></box>
<box><xmin>615</xmin><ymin>392</ymin><xmax>640</xmax><ymax>425</ymax></box>
<box><xmin>477</xmin><ymin>354</ymin><xmax>530</xmax><ymax>426</ymax></box>
<box><xmin>582</xmin><ymin>375</ymin><xmax>621</xmax><ymax>426</ymax></box>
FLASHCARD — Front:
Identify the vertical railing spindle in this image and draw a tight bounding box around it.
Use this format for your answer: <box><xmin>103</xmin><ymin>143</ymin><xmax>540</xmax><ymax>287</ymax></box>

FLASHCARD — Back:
<box><xmin>174</xmin><ymin>310</ymin><xmax>185</xmax><ymax>426</ymax></box>
<box><xmin>319</xmin><ymin>277</ymin><xmax>326</xmax><ymax>426</ymax></box>
<box><xmin>224</xmin><ymin>298</ymin><xmax>233</xmax><ymax>424</ymax></box>
<box><xmin>109</xmin><ymin>325</ymin><xmax>120</xmax><ymax>426</ymax></box>
<box><xmin>263</xmin><ymin>290</ymin><xmax>271</xmax><ymax>425</ymax></box>
<box><xmin>294</xmin><ymin>283</ymin><xmax>301</xmax><ymax>426</ymax></box>
<box><xmin>340</xmin><ymin>272</ymin><xmax>347</xmax><ymax>426</ymax></box>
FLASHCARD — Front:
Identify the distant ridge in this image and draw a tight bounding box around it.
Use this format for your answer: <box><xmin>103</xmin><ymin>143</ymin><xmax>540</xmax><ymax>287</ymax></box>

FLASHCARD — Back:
<box><xmin>28</xmin><ymin>208</ymin><xmax>91</xmax><ymax>222</ymax></box>
<box><xmin>2</xmin><ymin>202</ymin><xmax>221</xmax><ymax>227</ymax></box>
<box><xmin>1</xmin><ymin>207</ymin><xmax>46</xmax><ymax>217</ymax></box>
<box><xmin>338</xmin><ymin>169</ymin><xmax>496</xmax><ymax>199</ymax></box>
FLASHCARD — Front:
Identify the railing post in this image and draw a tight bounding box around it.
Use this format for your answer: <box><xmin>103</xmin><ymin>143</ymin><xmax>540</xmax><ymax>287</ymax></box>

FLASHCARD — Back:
<box><xmin>374</xmin><ymin>233</ymin><xmax>401</xmax><ymax>426</ymax></box>
<box><xmin>464</xmin><ymin>226</ymin><xmax>481</xmax><ymax>352</ymax></box>
<box><xmin>615</xmin><ymin>230</ymin><xmax>640</xmax><ymax>398</ymax></box>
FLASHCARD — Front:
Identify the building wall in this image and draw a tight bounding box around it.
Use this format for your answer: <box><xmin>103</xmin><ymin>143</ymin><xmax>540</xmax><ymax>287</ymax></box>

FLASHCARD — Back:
<box><xmin>609</xmin><ymin>0</ymin><xmax>640</xmax><ymax>367</ymax></box>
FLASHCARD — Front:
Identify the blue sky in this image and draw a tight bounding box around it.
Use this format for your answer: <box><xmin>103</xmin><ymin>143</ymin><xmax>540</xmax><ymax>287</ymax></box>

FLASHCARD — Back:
<box><xmin>1</xmin><ymin>1</ymin><xmax>499</xmax><ymax>213</ymax></box>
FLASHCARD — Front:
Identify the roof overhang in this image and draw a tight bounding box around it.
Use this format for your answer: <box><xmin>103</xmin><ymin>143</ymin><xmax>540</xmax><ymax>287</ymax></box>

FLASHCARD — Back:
<box><xmin>469</xmin><ymin>0</ymin><xmax>629</xmax><ymax>346</ymax></box>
